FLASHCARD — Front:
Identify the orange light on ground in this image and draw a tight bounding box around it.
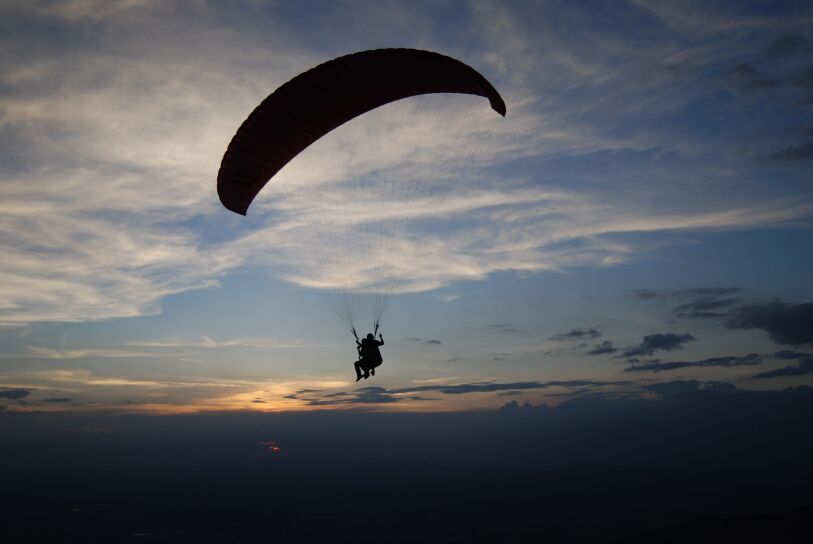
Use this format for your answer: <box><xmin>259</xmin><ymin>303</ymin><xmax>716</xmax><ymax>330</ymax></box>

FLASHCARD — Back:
<box><xmin>259</xmin><ymin>441</ymin><xmax>281</xmax><ymax>453</ymax></box>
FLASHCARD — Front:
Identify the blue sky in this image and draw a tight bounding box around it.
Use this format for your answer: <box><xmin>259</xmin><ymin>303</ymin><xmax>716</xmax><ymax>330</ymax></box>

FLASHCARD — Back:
<box><xmin>1</xmin><ymin>0</ymin><xmax>812</xmax><ymax>414</ymax></box>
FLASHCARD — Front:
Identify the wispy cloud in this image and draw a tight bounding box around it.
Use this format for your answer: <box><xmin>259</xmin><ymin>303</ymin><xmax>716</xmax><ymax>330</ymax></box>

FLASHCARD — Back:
<box><xmin>20</xmin><ymin>346</ymin><xmax>155</xmax><ymax>359</ymax></box>
<box><xmin>125</xmin><ymin>336</ymin><xmax>303</xmax><ymax>349</ymax></box>
<box><xmin>550</xmin><ymin>328</ymin><xmax>601</xmax><ymax>341</ymax></box>
<box><xmin>626</xmin><ymin>353</ymin><xmax>762</xmax><ymax>372</ymax></box>
<box><xmin>2</xmin><ymin>1</ymin><xmax>812</xmax><ymax>327</ymax></box>
<box><xmin>288</xmin><ymin>379</ymin><xmax>630</xmax><ymax>406</ymax></box>
<box><xmin>752</xmin><ymin>357</ymin><xmax>813</xmax><ymax>379</ymax></box>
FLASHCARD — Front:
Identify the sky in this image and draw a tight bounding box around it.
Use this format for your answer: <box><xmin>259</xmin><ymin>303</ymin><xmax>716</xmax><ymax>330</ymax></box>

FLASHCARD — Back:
<box><xmin>1</xmin><ymin>0</ymin><xmax>812</xmax><ymax>420</ymax></box>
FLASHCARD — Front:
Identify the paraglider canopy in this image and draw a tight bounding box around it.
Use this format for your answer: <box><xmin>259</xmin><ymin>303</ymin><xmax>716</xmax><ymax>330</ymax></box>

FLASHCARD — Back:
<box><xmin>217</xmin><ymin>48</ymin><xmax>505</xmax><ymax>336</ymax></box>
<box><xmin>217</xmin><ymin>48</ymin><xmax>506</xmax><ymax>216</ymax></box>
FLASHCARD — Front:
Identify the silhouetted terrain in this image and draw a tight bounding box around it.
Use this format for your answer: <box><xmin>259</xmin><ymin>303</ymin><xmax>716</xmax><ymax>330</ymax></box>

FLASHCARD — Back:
<box><xmin>2</xmin><ymin>463</ymin><xmax>811</xmax><ymax>543</ymax></box>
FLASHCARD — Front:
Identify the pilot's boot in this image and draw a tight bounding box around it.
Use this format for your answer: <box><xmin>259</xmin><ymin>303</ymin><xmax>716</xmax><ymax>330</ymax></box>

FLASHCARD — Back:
<box><xmin>354</xmin><ymin>361</ymin><xmax>363</xmax><ymax>382</ymax></box>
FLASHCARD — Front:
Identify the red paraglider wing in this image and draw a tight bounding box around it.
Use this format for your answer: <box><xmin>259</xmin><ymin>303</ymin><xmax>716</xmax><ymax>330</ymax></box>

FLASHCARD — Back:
<box><xmin>217</xmin><ymin>48</ymin><xmax>506</xmax><ymax>216</ymax></box>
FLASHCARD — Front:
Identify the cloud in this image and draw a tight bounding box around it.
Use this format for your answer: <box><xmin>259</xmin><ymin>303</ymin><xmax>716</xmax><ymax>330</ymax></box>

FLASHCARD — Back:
<box><xmin>635</xmin><ymin>293</ymin><xmax>813</xmax><ymax>347</ymax></box>
<box><xmin>0</xmin><ymin>387</ymin><xmax>32</xmax><ymax>400</ymax></box>
<box><xmin>1</xmin><ymin>2</ymin><xmax>812</xmax><ymax>328</ymax></box>
<box><xmin>726</xmin><ymin>302</ymin><xmax>813</xmax><ymax>345</ymax></box>
<box><xmin>302</xmin><ymin>387</ymin><xmax>411</xmax><ymax>406</ymax></box>
<box><xmin>394</xmin><ymin>380</ymin><xmax>626</xmax><ymax>396</ymax></box>
<box><xmin>43</xmin><ymin>397</ymin><xmax>72</xmax><ymax>403</ymax></box>
<box><xmin>587</xmin><ymin>340</ymin><xmax>617</xmax><ymax>355</ymax></box>
<box><xmin>633</xmin><ymin>287</ymin><xmax>743</xmax><ymax>318</ymax></box>
<box><xmin>626</xmin><ymin>353</ymin><xmax>762</xmax><ymax>372</ymax></box>
<box><xmin>407</xmin><ymin>338</ymin><xmax>443</xmax><ymax>346</ymax></box>
<box><xmin>125</xmin><ymin>336</ymin><xmax>303</xmax><ymax>349</ymax></box>
<box><xmin>760</xmin><ymin>34</ymin><xmax>810</xmax><ymax>60</ymax></box>
<box><xmin>498</xmin><ymin>400</ymin><xmax>534</xmax><ymax>413</ymax></box>
<box><xmin>672</xmin><ymin>297</ymin><xmax>742</xmax><ymax>319</ymax></box>
<box><xmin>290</xmin><ymin>379</ymin><xmax>629</xmax><ymax>406</ymax></box>
<box><xmin>752</xmin><ymin>357</ymin><xmax>813</xmax><ymax>379</ymax></box>
<box><xmin>622</xmin><ymin>333</ymin><xmax>696</xmax><ymax>357</ymax></box>
<box><xmin>17</xmin><ymin>346</ymin><xmax>155</xmax><ymax>360</ymax></box>
<box><xmin>767</xmin><ymin>141</ymin><xmax>813</xmax><ymax>162</ymax></box>
<box><xmin>0</xmin><ymin>369</ymin><xmax>334</xmax><ymax>413</ymax></box>
<box><xmin>722</xmin><ymin>63</ymin><xmax>781</xmax><ymax>92</ymax></box>
<box><xmin>550</xmin><ymin>328</ymin><xmax>601</xmax><ymax>341</ymax></box>
<box><xmin>772</xmin><ymin>350</ymin><xmax>810</xmax><ymax>360</ymax></box>
<box><xmin>18</xmin><ymin>0</ymin><xmax>158</xmax><ymax>21</ymax></box>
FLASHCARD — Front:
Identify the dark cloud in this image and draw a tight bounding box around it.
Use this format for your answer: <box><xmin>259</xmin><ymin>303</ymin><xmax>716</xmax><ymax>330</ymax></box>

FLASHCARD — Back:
<box><xmin>493</xmin><ymin>357</ymin><xmax>505</xmax><ymax>361</ymax></box>
<box><xmin>726</xmin><ymin>302</ymin><xmax>813</xmax><ymax>345</ymax></box>
<box><xmin>760</xmin><ymin>34</ymin><xmax>809</xmax><ymax>60</ymax></box>
<box><xmin>626</xmin><ymin>353</ymin><xmax>762</xmax><ymax>372</ymax></box>
<box><xmin>0</xmin><ymin>388</ymin><xmax>32</xmax><ymax>400</ymax></box>
<box><xmin>587</xmin><ymin>340</ymin><xmax>617</xmax><ymax>355</ymax></box>
<box><xmin>496</xmin><ymin>390</ymin><xmax>524</xmax><ymax>397</ymax></box>
<box><xmin>251</xmin><ymin>400</ymin><xmax>267</xmax><ymax>404</ymax></box>
<box><xmin>407</xmin><ymin>338</ymin><xmax>442</xmax><ymax>346</ymax></box>
<box><xmin>772</xmin><ymin>350</ymin><xmax>810</xmax><ymax>360</ymax></box>
<box><xmin>622</xmin><ymin>333</ymin><xmax>696</xmax><ymax>357</ymax></box>
<box><xmin>498</xmin><ymin>400</ymin><xmax>534</xmax><ymax>413</ymax></box>
<box><xmin>723</xmin><ymin>63</ymin><xmax>781</xmax><ymax>91</ymax></box>
<box><xmin>721</xmin><ymin>62</ymin><xmax>813</xmax><ymax>95</ymax></box>
<box><xmin>43</xmin><ymin>397</ymin><xmax>72</xmax><ymax>403</ymax></box>
<box><xmin>673</xmin><ymin>297</ymin><xmax>740</xmax><ymax>319</ymax></box>
<box><xmin>391</xmin><ymin>380</ymin><xmax>627</xmax><ymax>396</ymax></box>
<box><xmin>301</xmin><ymin>386</ymin><xmax>442</xmax><ymax>406</ymax></box>
<box><xmin>304</xmin><ymin>387</ymin><xmax>400</xmax><ymax>406</ymax></box>
<box><xmin>752</xmin><ymin>358</ymin><xmax>813</xmax><ymax>379</ymax></box>
<box><xmin>632</xmin><ymin>289</ymin><xmax>661</xmax><ymax>300</ymax></box>
<box><xmin>550</xmin><ymin>328</ymin><xmax>601</xmax><ymax>341</ymax></box>
<box><xmin>636</xmin><ymin>292</ymin><xmax>813</xmax><ymax>347</ymax></box>
<box><xmin>789</xmin><ymin>65</ymin><xmax>813</xmax><ymax>89</ymax></box>
<box><xmin>294</xmin><ymin>379</ymin><xmax>629</xmax><ymax>406</ymax></box>
<box><xmin>632</xmin><ymin>287</ymin><xmax>743</xmax><ymax>319</ymax></box>
<box><xmin>766</xmin><ymin>140</ymin><xmax>813</xmax><ymax>162</ymax></box>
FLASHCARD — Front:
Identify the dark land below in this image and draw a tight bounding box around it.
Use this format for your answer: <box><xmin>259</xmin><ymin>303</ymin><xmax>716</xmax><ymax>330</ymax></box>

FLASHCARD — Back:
<box><xmin>3</xmin><ymin>463</ymin><xmax>811</xmax><ymax>543</ymax></box>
